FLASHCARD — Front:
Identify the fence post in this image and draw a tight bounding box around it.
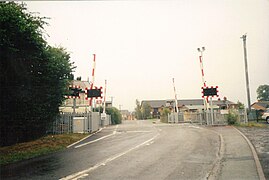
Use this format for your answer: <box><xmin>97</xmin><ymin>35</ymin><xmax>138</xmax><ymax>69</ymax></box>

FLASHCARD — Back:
<box><xmin>199</xmin><ymin>112</ymin><xmax>202</xmax><ymax>125</ymax></box>
<box><xmin>244</xmin><ymin>108</ymin><xmax>248</xmax><ymax>123</ymax></box>
<box><xmin>206</xmin><ymin>111</ymin><xmax>209</xmax><ymax>125</ymax></box>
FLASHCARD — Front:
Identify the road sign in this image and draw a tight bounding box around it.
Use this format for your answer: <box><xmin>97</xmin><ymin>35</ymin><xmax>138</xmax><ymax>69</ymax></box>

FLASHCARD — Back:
<box><xmin>101</xmin><ymin>113</ymin><xmax>106</xmax><ymax>120</ymax></box>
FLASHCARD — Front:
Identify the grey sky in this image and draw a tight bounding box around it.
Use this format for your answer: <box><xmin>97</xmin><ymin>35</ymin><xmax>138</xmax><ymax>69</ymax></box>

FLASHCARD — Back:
<box><xmin>26</xmin><ymin>0</ymin><xmax>269</xmax><ymax>111</ymax></box>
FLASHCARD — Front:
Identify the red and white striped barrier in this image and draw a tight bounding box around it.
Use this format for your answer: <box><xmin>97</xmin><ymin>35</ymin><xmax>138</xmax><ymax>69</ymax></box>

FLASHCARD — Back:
<box><xmin>89</xmin><ymin>54</ymin><xmax>96</xmax><ymax>106</ymax></box>
<box><xmin>199</xmin><ymin>55</ymin><xmax>206</xmax><ymax>88</ymax></box>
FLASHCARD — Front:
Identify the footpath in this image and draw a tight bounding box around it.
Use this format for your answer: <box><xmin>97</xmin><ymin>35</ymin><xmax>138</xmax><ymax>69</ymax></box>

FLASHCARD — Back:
<box><xmin>209</xmin><ymin>126</ymin><xmax>266</xmax><ymax>180</ymax></box>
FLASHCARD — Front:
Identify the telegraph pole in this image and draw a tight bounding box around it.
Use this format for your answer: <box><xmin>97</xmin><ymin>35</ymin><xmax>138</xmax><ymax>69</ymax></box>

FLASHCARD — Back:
<box><xmin>172</xmin><ymin>78</ymin><xmax>179</xmax><ymax>113</ymax></box>
<box><xmin>241</xmin><ymin>34</ymin><xmax>251</xmax><ymax>110</ymax></box>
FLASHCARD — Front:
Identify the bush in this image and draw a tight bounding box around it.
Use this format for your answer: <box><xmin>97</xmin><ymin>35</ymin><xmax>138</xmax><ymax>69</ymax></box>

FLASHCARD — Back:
<box><xmin>227</xmin><ymin>111</ymin><xmax>239</xmax><ymax>125</ymax></box>
<box><xmin>106</xmin><ymin>107</ymin><xmax>122</xmax><ymax>125</ymax></box>
<box><xmin>160</xmin><ymin>107</ymin><xmax>171</xmax><ymax>123</ymax></box>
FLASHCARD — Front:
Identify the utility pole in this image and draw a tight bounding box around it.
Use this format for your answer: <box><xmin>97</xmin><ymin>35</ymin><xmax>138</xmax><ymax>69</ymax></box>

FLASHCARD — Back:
<box><xmin>172</xmin><ymin>78</ymin><xmax>179</xmax><ymax>113</ymax></box>
<box><xmin>241</xmin><ymin>34</ymin><xmax>251</xmax><ymax>111</ymax></box>
<box><xmin>103</xmin><ymin>80</ymin><xmax>107</xmax><ymax>113</ymax></box>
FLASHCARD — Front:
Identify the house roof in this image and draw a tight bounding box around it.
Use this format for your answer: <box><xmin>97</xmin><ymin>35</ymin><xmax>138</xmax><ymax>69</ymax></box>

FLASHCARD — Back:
<box><xmin>141</xmin><ymin>99</ymin><xmax>236</xmax><ymax>108</ymax></box>
<box><xmin>251</xmin><ymin>101</ymin><xmax>269</xmax><ymax>110</ymax></box>
<box><xmin>177</xmin><ymin>99</ymin><xmax>204</xmax><ymax>106</ymax></box>
<box><xmin>184</xmin><ymin>105</ymin><xmax>204</xmax><ymax>110</ymax></box>
<box><xmin>141</xmin><ymin>100</ymin><xmax>166</xmax><ymax>108</ymax></box>
<box><xmin>212</xmin><ymin>100</ymin><xmax>235</xmax><ymax>106</ymax></box>
<box><xmin>71</xmin><ymin>80</ymin><xmax>91</xmax><ymax>89</ymax></box>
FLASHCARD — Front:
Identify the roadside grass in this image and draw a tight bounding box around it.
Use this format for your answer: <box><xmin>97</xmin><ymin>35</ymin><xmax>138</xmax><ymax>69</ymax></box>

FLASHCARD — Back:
<box><xmin>236</xmin><ymin>120</ymin><xmax>269</xmax><ymax>128</ymax></box>
<box><xmin>0</xmin><ymin>133</ymin><xmax>88</xmax><ymax>166</ymax></box>
<box><xmin>148</xmin><ymin>118</ymin><xmax>158</xmax><ymax>123</ymax></box>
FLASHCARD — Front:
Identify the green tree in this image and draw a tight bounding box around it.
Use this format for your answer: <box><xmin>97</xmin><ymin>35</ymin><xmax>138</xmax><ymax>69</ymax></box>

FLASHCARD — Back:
<box><xmin>106</xmin><ymin>107</ymin><xmax>122</xmax><ymax>124</ymax></box>
<box><xmin>0</xmin><ymin>2</ymin><xmax>74</xmax><ymax>146</ymax></box>
<box><xmin>257</xmin><ymin>84</ymin><xmax>269</xmax><ymax>101</ymax></box>
<box><xmin>135</xmin><ymin>99</ymin><xmax>142</xmax><ymax>120</ymax></box>
<box><xmin>160</xmin><ymin>107</ymin><xmax>171</xmax><ymax>123</ymax></box>
<box><xmin>237</xmin><ymin>101</ymin><xmax>245</xmax><ymax>109</ymax></box>
<box><xmin>42</xmin><ymin>46</ymin><xmax>74</xmax><ymax>124</ymax></box>
<box><xmin>141</xmin><ymin>102</ymin><xmax>152</xmax><ymax>119</ymax></box>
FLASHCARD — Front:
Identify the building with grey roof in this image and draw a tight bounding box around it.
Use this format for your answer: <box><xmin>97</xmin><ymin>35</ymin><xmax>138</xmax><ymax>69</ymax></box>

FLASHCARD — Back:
<box><xmin>141</xmin><ymin>98</ymin><xmax>236</xmax><ymax>118</ymax></box>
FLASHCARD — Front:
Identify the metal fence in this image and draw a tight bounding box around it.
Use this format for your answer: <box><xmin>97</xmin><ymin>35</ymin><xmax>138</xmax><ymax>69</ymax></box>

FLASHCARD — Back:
<box><xmin>51</xmin><ymin>112</ymin><xmax>111</xmax><ymax>134</ymax></box>
<box><xmin>168</xmin><ymin>109</ymin><xmax>248</xmax><ymax>125</ymax></box>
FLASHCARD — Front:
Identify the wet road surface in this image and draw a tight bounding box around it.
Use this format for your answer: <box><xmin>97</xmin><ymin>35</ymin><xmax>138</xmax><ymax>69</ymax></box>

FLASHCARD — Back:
<box><xmin>1</xmin><ymin>120</ymin><xmax>220</xmax><ymax>180</ymax></box>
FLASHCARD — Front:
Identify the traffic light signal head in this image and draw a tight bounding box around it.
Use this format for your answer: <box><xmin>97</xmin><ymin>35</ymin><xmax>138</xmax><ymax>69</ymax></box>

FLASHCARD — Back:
<box><xmin>87</xmin><ymin>88</ymin><xmax>102</xmax><ymax>98</ymax></box>
<box><xmin>202</xmin><ymin>86</ymin><xmax>219</xmax><ymax>97</ymax></box>
<box><xmin>67</xmin><ymin>86</ymin><xmax>82</xmax><ymax>98</ymax></box>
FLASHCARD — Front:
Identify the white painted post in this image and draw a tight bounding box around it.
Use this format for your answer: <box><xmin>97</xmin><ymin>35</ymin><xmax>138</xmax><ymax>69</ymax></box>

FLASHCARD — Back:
<box><xmin>210</xmin><ymin>96</ymin><xmax>214</xmax><ymax>125</ymax></box>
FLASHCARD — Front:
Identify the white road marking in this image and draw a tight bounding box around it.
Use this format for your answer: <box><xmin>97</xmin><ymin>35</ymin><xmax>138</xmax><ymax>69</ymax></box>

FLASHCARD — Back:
<box><xmin>74</xmin><ymin>133</ymin><xmax>115</xmax><ymax>149</ymax></box>
<box><xmin>67</xmin><ymin>128</ymin><xmax>103</xmax><ymax>148</ymax></box>
<box><xmin>188</xmin><ymin>125</ymin><xmax>201</xmax><ymax>129</ymax></box>
<box><xmin>74</xmin><ymin>173</ymin><xmax>88</xmax><ymax>180</ymax></box>
<box><xmin>126</xmin><ymin>130</ymin><xmax>152</xmax><ymax>133</ymax></box>
<box><xmin>146</xmin><ymin>141</ymin><xmax>154</xmax><ymax>146</ymax></box>
<box><xmin>74</xmin><ymin>125</ymin><xmax>120</xmax><ymax>149</ymax></box>
<box><xmin>60</xmin><ymin>133</ymin><xmax>160</xmax><ymax>180</ymax></box>
<box><xmin>113</xmin><ymin>125</ymin><xmax>119</xmax><ymax>134</ymax></box>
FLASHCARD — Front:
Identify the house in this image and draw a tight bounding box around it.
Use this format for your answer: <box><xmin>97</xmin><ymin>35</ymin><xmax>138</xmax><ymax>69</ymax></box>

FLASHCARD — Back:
<box><xmin>105</xmin><ymin>101</ymin><xmax>113</xmax><ymax>108</ymax></box>
<box><xmin>214</xmin><ymin>99</ymin><xmax>238</xmax><ymax>109</ymax></box>
<box><xmin>120</xmin><ymin>110</ymin><xmax>135</xmax><ymax>120</ymax></box>
<box><xmin>141</xmin><ymin>98</ymin><xmax>236</xmax><ymax>118</ymax></box>
<box><xmin>251</xmin><ymin>101</ymin><xmax>269</xmax><ymax>111</ymax></box>
<box><xmin>141</xmin><ymin>100</ymin><xmax>166</xmax><ymax>118</ymax></box>
<box><xmin>60</xmin><ymin>80</ymin><xmax>92</xmax><ymax>113</ymax></box>
<box><xmin>120</xmin><ymin>110</ymin><xmax>129</xmax><ymax>120</ymax></box>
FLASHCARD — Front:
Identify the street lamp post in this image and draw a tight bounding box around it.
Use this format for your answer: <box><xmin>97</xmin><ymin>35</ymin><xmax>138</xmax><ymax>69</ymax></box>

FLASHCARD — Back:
<box><xmin>241</xmin><ymin>34</ymin><xmax>251</xmax><ymax>111</ymax></box>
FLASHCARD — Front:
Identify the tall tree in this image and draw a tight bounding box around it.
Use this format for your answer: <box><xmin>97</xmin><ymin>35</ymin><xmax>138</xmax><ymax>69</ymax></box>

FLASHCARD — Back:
<box><xmin>237</xmin><ymin>101</ymin><xmax>245</xmax><ymax>109</ymax></box>
<box><xmin>135</xmin><ymin>99</ymin><xmax>142</xmax><ymax>120</ymax></box>
<box><xmin>141</xmin><ymin>102</ymin><xmax>152</xmax><ymax>119</ymax></box>
<box><xmin>0</xmin><ymin>2</ymin><xmax>74</xmax><ymax>146</ymax></box>
<box><xmin>257</xmin><ymin>84</ymin><xmax>269</xmax><ymax>101</ymax></box>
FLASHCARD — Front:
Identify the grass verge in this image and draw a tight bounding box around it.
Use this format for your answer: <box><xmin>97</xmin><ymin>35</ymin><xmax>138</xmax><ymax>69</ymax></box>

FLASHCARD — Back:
<box><xmin>235</xmin><ymin>121</ymin><xmax>269</xmax><ymax>128</ymax></box>
<box><xmin>0</xmin><ymin>133</ymin><xmax>88</xmax><ymax>166</ymax></box>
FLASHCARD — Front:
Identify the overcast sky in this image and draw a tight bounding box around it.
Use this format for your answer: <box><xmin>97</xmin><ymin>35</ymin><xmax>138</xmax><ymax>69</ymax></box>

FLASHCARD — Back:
<box><xmin>26</xmin><ymin>0</ymin><xmax>269</xmax><ymax>111</ymax></box>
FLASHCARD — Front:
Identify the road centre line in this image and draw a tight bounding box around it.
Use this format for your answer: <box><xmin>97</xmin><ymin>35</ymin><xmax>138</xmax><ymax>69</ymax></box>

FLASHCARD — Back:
<box><xmin>60</xmin><ymin>133</ymin><xmax>160</xmax><ymax>180</ymax></box>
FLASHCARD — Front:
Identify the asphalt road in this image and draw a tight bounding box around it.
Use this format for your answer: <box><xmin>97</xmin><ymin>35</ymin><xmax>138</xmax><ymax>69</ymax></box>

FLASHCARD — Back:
<box><xmin>1</xmin><ymin>120</ymin><xmax>221</xmax><ymax>180</ymax></box>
